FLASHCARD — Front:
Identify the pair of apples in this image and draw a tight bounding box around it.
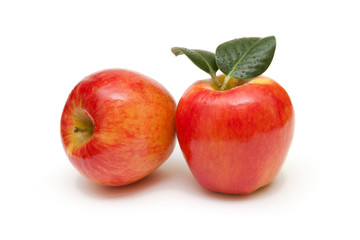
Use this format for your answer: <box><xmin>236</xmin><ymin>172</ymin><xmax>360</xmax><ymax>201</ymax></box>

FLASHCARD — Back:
<box><xmin>60</xmin><ymin>37</ymin><xmax>294</xmax><ymax>194</ymax></box>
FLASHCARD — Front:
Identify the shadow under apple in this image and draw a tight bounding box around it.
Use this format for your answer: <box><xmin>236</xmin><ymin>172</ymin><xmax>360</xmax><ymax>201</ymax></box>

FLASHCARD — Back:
<box><xmin>75</xmin><ymin>154</ymin><xmax>197</xmax><ymax>199</ymax></box>
<box><xmin>75</xmin><ymin>154</ymin><xmax>288</xmax><ymax>200</ymax></box>
<box><xmin>75</xmin><ymin>168</ymin><xmax>169</xmax><ymax>199</ymax></box>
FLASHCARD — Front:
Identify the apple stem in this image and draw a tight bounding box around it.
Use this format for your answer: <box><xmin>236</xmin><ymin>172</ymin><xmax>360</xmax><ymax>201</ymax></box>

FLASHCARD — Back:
<box><xmin>220</xmin><ymin>75</ymin><xmax>231</xmax><ymax>91</ymax></box>
<box><xmin>73</xmin><ymin>127</ymin><xmax>88</xmax><ymax>133</ymax></box>
<box><xmin>210</xmin><ymin>73</ymin><xmax>221</xmax><ymax>89</ymax></box>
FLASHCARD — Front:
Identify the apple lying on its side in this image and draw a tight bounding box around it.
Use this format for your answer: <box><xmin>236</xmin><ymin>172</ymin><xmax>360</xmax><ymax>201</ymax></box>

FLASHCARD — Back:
<box><xmin>60</xmin><ymin>69</ymin><xmax>176</xmax><ymax>186</ymax></box>
<box><xmin>176</xmin><ymin>76</ymin><xmax>294</xmax><ymax>194</ymax></box>
<box><xmin>172</xmin><ymin>36</ymin><xmax>295</xmax><ymax>194</ymax></box>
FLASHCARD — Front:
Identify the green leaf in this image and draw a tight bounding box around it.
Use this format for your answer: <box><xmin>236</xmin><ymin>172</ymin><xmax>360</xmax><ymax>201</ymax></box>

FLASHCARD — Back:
<box><xmin>171</xmin><ymin>47</ymin><xmax>218</xmax><ymax>75</ymax></box>
<box><xmin>215</xmin><ymin>36</ymin><xmax>276</xmax><ymax>79</ymax></box>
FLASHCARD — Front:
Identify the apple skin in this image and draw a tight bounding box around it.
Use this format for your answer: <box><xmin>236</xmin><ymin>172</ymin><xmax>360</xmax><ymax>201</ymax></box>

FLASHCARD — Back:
<box><xmin>176</xmin><ymin>76</ymin><xmax>294</xmax><ymax>194</ymax></box>
<box><xmin>60</xmin><ymin>69</ymin><xmax>176</xmax><ymax>186</ymax></box>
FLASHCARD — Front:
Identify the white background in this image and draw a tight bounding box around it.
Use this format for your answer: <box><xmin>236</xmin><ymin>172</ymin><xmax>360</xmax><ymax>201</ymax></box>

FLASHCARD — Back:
<box><xmin>1</xmin><ymin>0</ymin><xmax>359</xmax><ymax>239</ymax></box>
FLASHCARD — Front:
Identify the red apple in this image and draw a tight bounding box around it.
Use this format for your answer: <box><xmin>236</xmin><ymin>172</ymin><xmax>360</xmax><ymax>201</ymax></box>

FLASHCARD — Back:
<box><xmin>60</xmin><ymin>69</ymin><xmax>176</xmax><ymax>186</ymax></box>
<box><xmin>176</xmin><ymin>76</ymin><xmax>294</xmax><ymax>194</ymax></box>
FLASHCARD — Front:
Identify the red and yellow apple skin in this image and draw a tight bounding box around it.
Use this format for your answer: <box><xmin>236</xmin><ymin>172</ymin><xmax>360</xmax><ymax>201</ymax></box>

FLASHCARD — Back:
<box><xmin>60</xmin><ymin>69</ymin><xmax>176</xmax><ymax>186</ymax></box>
<box><xmin>176</xmin><ymin>76</ymin><xmax>295</xmax><ymax>194</ymax></box>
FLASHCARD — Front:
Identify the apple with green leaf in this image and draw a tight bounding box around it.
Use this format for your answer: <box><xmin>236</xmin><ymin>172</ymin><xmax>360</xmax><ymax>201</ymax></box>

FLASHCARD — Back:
<box><xmin>172</xmin><ymin>36</ymin><xmax>294</xmax><ymax>194</ymax></box>
<box><xmin>60</xmin><ymin>69</ymin><xmax>176</xmax><ymax>186</ymax></box>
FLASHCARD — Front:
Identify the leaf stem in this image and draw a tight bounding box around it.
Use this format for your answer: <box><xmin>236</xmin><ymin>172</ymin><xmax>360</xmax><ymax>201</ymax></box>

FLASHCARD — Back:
<box><xmin>220</xmin><ymin>75</ymin><xmax>231</xmax><ymax>91</ymax></box>
<box><xmin>210</xmin><ymin>73</ymin><xmax>221</xmax><ymax>89</ymax></box>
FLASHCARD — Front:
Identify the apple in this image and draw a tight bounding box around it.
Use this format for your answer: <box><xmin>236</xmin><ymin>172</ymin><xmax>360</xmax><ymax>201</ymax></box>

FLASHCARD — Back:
<box><xmin>60</xmin><ymin>69</ymin><xmax>176</xmax><ymax>186</ymax></box>
<box><xmin>176</xmin><ymin>76</ymin><xmax>294</xmax><ymax>194</ymax></box>
<box><xmin>172</xmin><ymin>36</ymin><xmax>294</xmax><ymax>194</ymax></box>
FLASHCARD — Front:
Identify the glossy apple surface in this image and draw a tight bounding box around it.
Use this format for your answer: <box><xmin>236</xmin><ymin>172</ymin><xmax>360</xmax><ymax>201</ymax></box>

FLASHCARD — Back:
<box><xmin>176</xmin><ymin>76</ymin><xmax>294</xmax><ymax>194</ymax></box>
<box><xmin>61</xmin><ymin>69</ymin><xmax>176</xmax><ymax>186</ymax></box>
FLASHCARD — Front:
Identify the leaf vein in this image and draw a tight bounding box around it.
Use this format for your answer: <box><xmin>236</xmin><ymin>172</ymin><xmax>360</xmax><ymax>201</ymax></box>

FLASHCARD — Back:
<box><xmin>227</xmin><ymin>39</ymin><xmax>261</xmax><ymax>78</ymax></box>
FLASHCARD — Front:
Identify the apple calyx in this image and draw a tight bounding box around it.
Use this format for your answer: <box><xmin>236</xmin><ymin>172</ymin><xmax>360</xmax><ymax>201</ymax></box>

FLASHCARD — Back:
<box><xmin>171</xmin><ymin>36</ymin><xmax>276</xmax><ymax>91</ymax></box>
